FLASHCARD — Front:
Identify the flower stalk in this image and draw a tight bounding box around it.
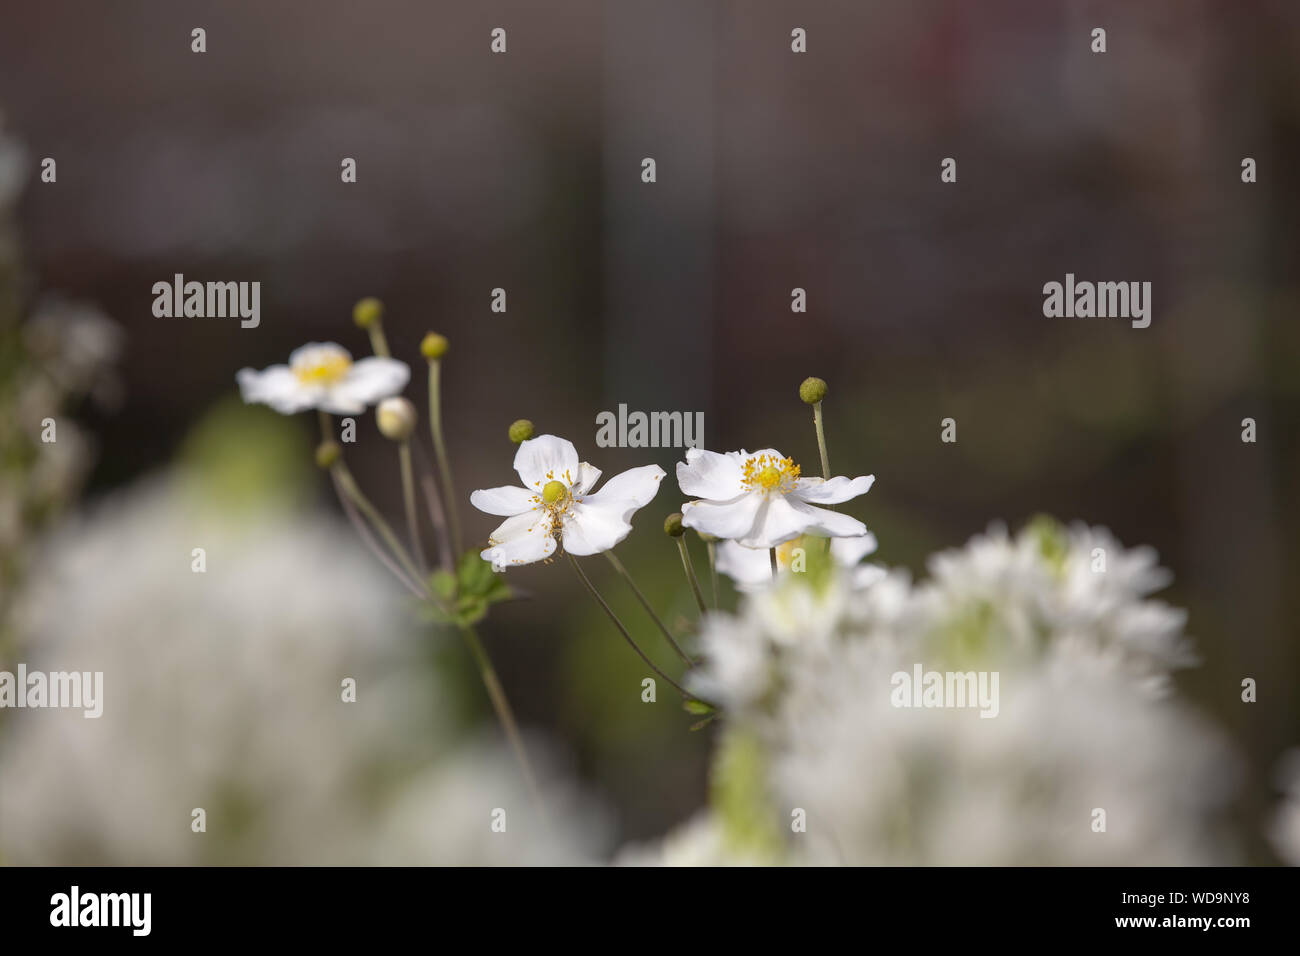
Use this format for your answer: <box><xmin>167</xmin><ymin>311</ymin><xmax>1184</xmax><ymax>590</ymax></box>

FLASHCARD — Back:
<box><xmin>604</xmin><ymin>551</ymin><xmax>695</xmax><ymax>667</ymax></box>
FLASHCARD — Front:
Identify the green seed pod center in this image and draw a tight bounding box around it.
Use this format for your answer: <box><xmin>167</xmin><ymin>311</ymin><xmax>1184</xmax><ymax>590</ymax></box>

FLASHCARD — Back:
<box><xmin>542</xmin><ymin>480</ymin><xmax>568</xmax><ymax>505</ymax></box>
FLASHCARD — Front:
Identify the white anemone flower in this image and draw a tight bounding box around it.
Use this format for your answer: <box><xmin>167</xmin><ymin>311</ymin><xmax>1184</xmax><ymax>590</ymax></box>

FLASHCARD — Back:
<box><xmin>470</xmin><ymin>434</ymin><xmax>665</xmax><ymax>570</ymax></box>
<box><xmin>716</xmin><ymin>533</ymin><xmax>885</xmax><ymax>592</ymax></box>
<box><xmin>677</xmin><ymin>447</ymin><xmax>873</xmax><ymax>549</ymax></box>
<box><xmin>237</xmin><ymin>342</ymin><xmax>410</xmax><ymax>415</ymax></box>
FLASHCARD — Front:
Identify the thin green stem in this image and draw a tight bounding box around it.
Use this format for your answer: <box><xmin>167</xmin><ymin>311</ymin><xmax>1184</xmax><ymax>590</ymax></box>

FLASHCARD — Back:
<box><xmin>706</xmin><ymin>540</ymin><xmax>720</xmax><ymax>610</ymax></box>
<box><xmin>332</xmin><ymin>461</ymin><xmax>426</xmax><ymax>591</ymax></box>
<box><xmin>330</xmin><ymin>469</ymin><xmax>426</xmax><ymax>598</ymax></box>
<box><xmin>813</xmin><ymin>400</ymin><xmax>831</xmax><ymax>480</ymax></box>
<box><xmin>461</xmin><ymin>625</ymin><xmax>546</xmax><ymax>820</ymax></box>
<box><xmin>367</xmin><ymin>322</ymin><xmax>391</xmax><ymax>358</ymax></box>
<box><xmin>676</xmin><ymin>537</ymin><xmax>709</xmax><ymax>616</ymax></box>
<box><xmin>397</xmin><ymin>441</ymin><xmax>427</xmax><ymax>571</ymax></box>
<box><xmin>604</xmin><ymin>551</ymin><xmax>695</xmax><ymax>667</ymax></box>
<box><xmin>570</xmin><ymin>555</ymin><xmax>701</xmax><ymax>702</ymax></box>
<box><xmin>427</xmin><ymin>360</ymin><xmax>463</xmax><ymax>555</ymax></box>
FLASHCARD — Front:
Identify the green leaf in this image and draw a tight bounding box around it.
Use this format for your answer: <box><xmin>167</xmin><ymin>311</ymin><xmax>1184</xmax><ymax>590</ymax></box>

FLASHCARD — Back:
<box><xmin>683</xmin><ymin>699</ymin><xmax>715</xmax><ymax>715</ymax></box>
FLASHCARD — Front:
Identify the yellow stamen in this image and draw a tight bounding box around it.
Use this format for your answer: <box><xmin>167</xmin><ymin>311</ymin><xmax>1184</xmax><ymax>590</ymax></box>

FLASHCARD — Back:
<box><xmin>293</xmin><ymin>352</ymin><xmax>352</xmax><ymax>385</ymax></box>
<box><xmin>741</xmin><ymin>453</ymin><xmax>800</xmax><ymax>495</ymax></box>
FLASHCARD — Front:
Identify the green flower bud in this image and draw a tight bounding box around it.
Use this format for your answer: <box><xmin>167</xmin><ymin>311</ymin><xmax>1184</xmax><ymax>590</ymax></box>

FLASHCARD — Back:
<box><xmin>315</xmin><ymin>440</ymin><xmax>342</xmax><ymax>469</ymax></box>
<box><xmin>353</xmin><ymin>297</ymin><xmax>384</xmax><ymax>329</ymax></box>
<box><xmin>799</xmin><ymin>376</ymin><xmax>828</xmax><ymax>405</ymax></box>
<box><xmin>664</xmin><ymin>512</ymin><xmax>685</xmax><ymax>537</ymax></box>
<box><xmin>420</xmin><ymin>332</ymin><xmax>449</xmax><ymax>360</ymax></box>
<box><xmin>376</xmin><ymin>396</ymin><xmax>417</xmax><ymax>441</ymax></box>
<box><xmin>508</xmin><ymin>419</ymin><xmax>535</xmax><ymax>444</ymax></box>
<box><xmin>542</xmin><ymin>480</ymin><xmax>567</xmax><ymax>504</ymax></box>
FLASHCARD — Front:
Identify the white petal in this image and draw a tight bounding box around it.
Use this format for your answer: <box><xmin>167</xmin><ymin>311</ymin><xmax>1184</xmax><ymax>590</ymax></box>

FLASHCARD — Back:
<box><xmin>562</xmin><ymin>500</ymin><xmax>635</xmax><ymax>556</ymax></box>
<box><xmin>676</xmin><ymin>448</ymin><xmax>745</xmax><ymax>500</ymax></box>
<box><xmin>563</xmin><ymin>465</ymin><xmax>664</xmax><ymax>555</ymax></box>
<box><xmin>236</xmin><ymin>365</ymin><xmax>319</xmax><ymax>414</ymax></box>
<box><xmin>830</xmin><ymin>532</ymin><xmax>878</xmax><ymax>566</ymax></box>
<box><xmin>584</xmin><ymin>464</ymin><xmax>665</xmax><ymax>508</ymax></box>
<box><xmin>738</xmin><ymin>496</ymin><xmax>817</xmax><ymax>549</ymax></box>
<box><xmin>513</xmin><ymin>434</ymin><xmax>581</xmax><ymax>490</ymax></box>
<box><xmin>791</xmin><ymin>475</ymin><xmax>875</xmax><ymax>505</ymax></box>
<box><xmin>714</xmin><ymin>540</ymin><xmax>773</xmax><ymax>590</ymax></box>
<box><xmin>681</xmin><ymin>493</ymin><xmax>762</xmax><ymax>541</ymax></box>
<box><xmin>851</xmin><ymin>563</ymin><xmax>888</xmax><ymax>589</ymax></box>
<box><xmin>288</xmin><ymin>341</ymin><xmax>352</xmax><ymax>367</ymax></box>
<box><xmin>326</xmin><ymin>357</ymin><xmax>410</xmax><ymax>412</ymax></box>
<box><xmin>470</xmin><ymin>486</ymin><xmax>539</xmax><ymax>517</ymax></box>
<box><xmin>572</xmin><ymin>462</ymin><xmax>602</xmax><ymax>495</ymax></box>
<box><xmin>481</xmin><ymin>511</ymin><xmax>555</xmax><ymax>570</ymax></box>
<box><xmin>784</xmin><ymin>497</ymin><xmax>867</xmax><ymax>539</ymax></box>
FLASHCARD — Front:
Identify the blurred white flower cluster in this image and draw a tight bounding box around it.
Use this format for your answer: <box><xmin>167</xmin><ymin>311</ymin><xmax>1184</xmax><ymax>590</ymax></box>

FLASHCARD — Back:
<box><xmin>630</xmin><ymin>519</ymin><xmax>1240</xmax><ymax>866</ymax></box>
<box><xmin>0</xmin><ymin>468</ymin><xmax>604</xmax><ymax>865</ymax></box>
<box><xmin>1268</xmin><ymin>750</ymin><xmax>1300</xmax><ymax>866</ymax></box>
<box><xmin>0</xmin><ymin>115</ymin><xmax>123</xmax><ymax>630</ymax></box>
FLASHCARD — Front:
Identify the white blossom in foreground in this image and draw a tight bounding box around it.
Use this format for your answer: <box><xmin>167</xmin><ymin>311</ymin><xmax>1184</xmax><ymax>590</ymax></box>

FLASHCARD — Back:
<box><xmin>0</xmin><ymin>470</ymin><xmax>600</xmax><ymax>865</ymax></box>
<box><xmin>236</xmin><ymin>342</ymin><xmax>409</xmax><ymax>415</ymax></box>
<box><xmin>715</xmin><ymin>532</ymin><xmax>883</xmax><ymax>592</ymax></box>
<box><xmin>1268</xmin><ymin>750</ymin><xmax>1300</xmax><ymax>866</ymax></box>
<box><xmin>470</xmin><ymin>434</ymin><xmax>665</xmax><ymax>570</ymax></box>
<box><xmin>677</xmin><ymin>447</ymin><xmax>873</xmax><ymax>549</ymax></box>
<box><xmin>660</xmin><ymin>518</ymin><xmax>1239</xmax><ymax>866</ymax></box>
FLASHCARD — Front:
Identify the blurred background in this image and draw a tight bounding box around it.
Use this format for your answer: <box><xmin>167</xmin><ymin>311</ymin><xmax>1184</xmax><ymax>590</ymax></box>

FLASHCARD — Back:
<box><xmin>1</xmin><ymin>0</ymin><xmax>1298</xmax><ymax>861</ymax></box>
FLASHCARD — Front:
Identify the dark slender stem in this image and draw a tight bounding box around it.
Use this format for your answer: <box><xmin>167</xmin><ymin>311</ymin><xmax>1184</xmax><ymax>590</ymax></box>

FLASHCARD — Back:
<box><xmin>676</xmin><ymin>537</ymin><xmax>709</xmax><ymax>616</ymax></box>
<box><xmin>412</xmin><ymin>440</ymin><xmax>455</xmax><ymax>574</ymax></box>
<box><xmin>461</xmin><ymin>625</ymin><xmax>546</xmax><ymax>820</ymax></box>
<box><xmin>770</xmin><ymin>547</ymin><xmax>779</xmax><ymax>580</ymax></box>
<box><xmin>605</xmin><ymin>551</ymin><xmax>695</xmax><ymax>667</ymax></box>
<box><xmin>398</xmin><ymin>441</ymin><xmax>428</xmax><ymax>573</ymax></box>
<box><xmin>569</xmin><ymin>555</ymin><xmax>701</xmax><ymax>701</ymax></box>
<box><xmin>427</xmin><ymin>360</ymin><xmax>463</xmax><ymax>555</ymax></box>
<box><xmin>331</xmin><ymin>470</ymin><xmax>426</xmax><ymax>598</ymax></box>
<box><xmin>706</xmin><ymin>540</ymin><xmax>719</xmax><ymax>609</ymax></box>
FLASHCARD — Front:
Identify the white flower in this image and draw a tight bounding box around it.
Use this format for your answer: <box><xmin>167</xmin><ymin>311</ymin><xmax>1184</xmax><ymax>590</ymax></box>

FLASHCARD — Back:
<box><xmin>470</xmin><ymin>434</ymin><xmax>665</xmax><ymax>570</ymax></box>
<box><xmin>677</xmin><ymin>447</ymin><xmax>873</xmax><ymax>549</ymax></box>
<box><xmin>616</xmin><ymin>813</ymin><xmax>767</xmax><ymax>867</ymax></box>
<box><xmin>1268</xmin><ymin>749</ymin><xmax>1300</xmax><ymax>866</ymax></box>
<box><xmin>683</xmin><ymin>519</ymin><xmax>1240</xmax><ymax>865</ymax></box>
<box><xmin>236</xmin><ymin>342</ymin><xmax>409</xmax><ymax>415</ymax></box>
<box><xmin>715</xmin><ymin>532</ymin><xmax>883</xmax><ymax>592</ymax></box>
<box><xmin>0</xmin><ymin>471</ymin><xmax>606</xmax><ymax>865</ymax></box>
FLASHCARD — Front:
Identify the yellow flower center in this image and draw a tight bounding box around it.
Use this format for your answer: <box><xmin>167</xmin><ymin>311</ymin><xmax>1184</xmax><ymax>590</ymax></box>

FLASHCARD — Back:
<box><xmin>292</xmin><ymin>350</ymin><xmax>352</xmax><ymax>386</ymax></box>
<box><xmin>542</xmin><ymin>480</ymin><xmax>568</xmax><ymax>505</ymax></box>
<box><xmin>741</xmin><ymin>453</ymin><xmax>800</xmax><ymax>495</ymax></box>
